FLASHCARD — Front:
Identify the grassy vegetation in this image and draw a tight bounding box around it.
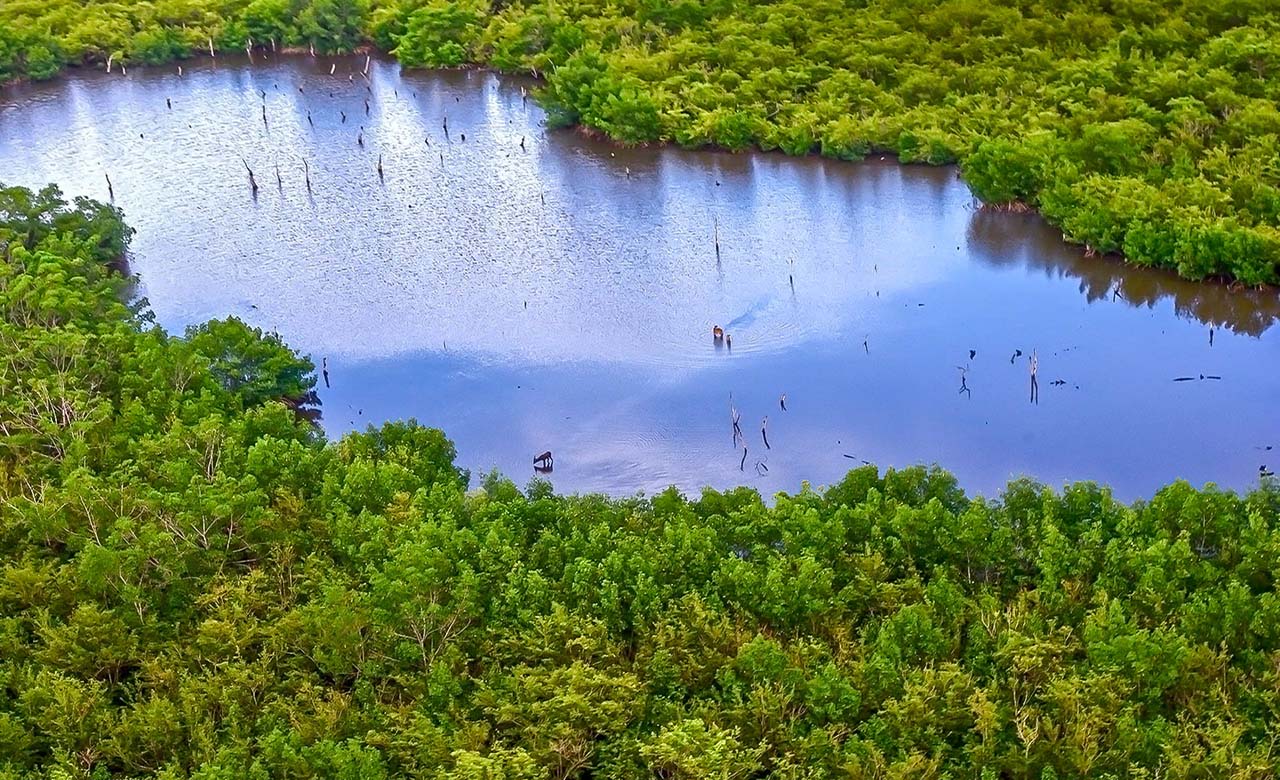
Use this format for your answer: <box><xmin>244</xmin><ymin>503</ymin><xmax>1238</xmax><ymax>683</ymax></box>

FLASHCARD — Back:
<box><xmin>4</xmin><ymin>1</ymin><xmax>1280</xmax><ymax>283</ymax></box>
<box><xmin>3</xmin><ymin>183</ymin><xmax>1280</xmax><ymax>777</ymax></box>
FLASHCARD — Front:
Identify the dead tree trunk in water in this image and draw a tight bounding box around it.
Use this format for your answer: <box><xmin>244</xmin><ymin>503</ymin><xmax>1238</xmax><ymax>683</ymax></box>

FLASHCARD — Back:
<box><xmin>105</xmin><ymin>174</ymin><xmax>114</xmax><ymax>200</ymax></box>
<box><xmin>303</xmin><ymin>159</ymin><xmax>312</xmax><ymax>192</ymax></box>
<box><xmin>241</xmin><ymin>158</ymin><xmax>259</xmax><ymax>195</ymax></box>
<box><xmin>1029</xmin><ymin>350</ymin><xmax>1039</xmax><ymax>405</ymax></box>
<box><xmin>377</xmin><ymin>154</ymin><xmax>384</xmax><ymax>179</ymax></box>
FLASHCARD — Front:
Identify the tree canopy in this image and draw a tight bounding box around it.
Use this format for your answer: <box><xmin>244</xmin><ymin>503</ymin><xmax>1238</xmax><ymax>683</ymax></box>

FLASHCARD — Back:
<box><xmin>3</xmin><ymin>182</ymin><xmax>1280</xmax><ymax>777</ymax></box>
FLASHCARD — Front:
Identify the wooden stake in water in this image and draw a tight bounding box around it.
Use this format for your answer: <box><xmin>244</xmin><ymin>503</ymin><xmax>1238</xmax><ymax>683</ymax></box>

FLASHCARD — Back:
<box><xmin>713</xmin><ymin>216</ymin><xmax>721</xmax><ymax>259</ymax></box>
<box><xmin>209</xmin><ymin>38</ymin><xmax>215</xmax><ymax>58</ymax></box>
<box><xmin>377</xmin><ymin>154</ymin><xmax>384</xmax><ymax>179</ymax></box>
<box><xmin>242</xmin><ymin>158</ymin><xmax>259</xmax><ymax>195</ymax></box>
<box><xmin>330</xmin><ymin>63</ymin><xmax>336</xmax><ymax>76</ymax></box>
<box><xmin>105</xmin><ymin>174</ymin><xmax>114</xmax><ymax>201</ymax></box>
<box><xmin>1029</xmin><ymin>350</ymin><xmax>1039</xmax><ymax>405</ymax></box>
<box><xmin>303</xmin><ymin>159</ymin><xmax>312</xmax><ymax>192</ymax></box>
<box><xmin>363</xmin><ymin>54</ymin><xmax>371</xmax><ymax>75</ymax></box>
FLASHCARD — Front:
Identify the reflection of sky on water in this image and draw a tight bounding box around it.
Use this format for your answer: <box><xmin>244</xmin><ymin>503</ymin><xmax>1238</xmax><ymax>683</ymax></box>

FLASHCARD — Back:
<box><xmin>1</xmin><ymin>56</ymin><xmax>957</xmax><ymax>367</ymax></box>
<box><xmin>2</xmin><ymin>54</ymin><xmax>1279</xmax><ymax>499</ymax></box>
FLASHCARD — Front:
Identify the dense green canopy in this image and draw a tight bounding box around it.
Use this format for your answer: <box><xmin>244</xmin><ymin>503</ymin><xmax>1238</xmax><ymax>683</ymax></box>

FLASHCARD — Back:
<box><xmin>3</xmin><ymin>0</ymin><xmax>1280</xmax><ymax>283</ymax></box>
<box><xmin>3</xmin><ymin>182</ymin><xmax>1280</xmax><ymax>777</ymax></box>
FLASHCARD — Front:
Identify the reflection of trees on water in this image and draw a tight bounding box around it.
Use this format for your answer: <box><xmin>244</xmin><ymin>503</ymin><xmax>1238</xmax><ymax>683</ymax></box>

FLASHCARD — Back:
<box><xmin>967</xmin><ymin>210</ymin><xmax>1280</xmax><ymax>338</ymax></box>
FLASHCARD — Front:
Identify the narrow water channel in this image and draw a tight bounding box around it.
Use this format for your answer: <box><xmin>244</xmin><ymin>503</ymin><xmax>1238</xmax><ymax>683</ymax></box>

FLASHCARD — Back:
<box><xmin>3</xmin><ymin>53</ymin><xmax>1277</xmax><ymax>498</ymax></box>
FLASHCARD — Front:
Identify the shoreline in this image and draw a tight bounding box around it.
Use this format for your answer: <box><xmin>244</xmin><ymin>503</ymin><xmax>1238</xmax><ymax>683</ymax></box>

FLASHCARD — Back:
<box><xmin>4</xmin><ymin>47</ymin><xmax>1274</xmax><ymax>294</ymax></box>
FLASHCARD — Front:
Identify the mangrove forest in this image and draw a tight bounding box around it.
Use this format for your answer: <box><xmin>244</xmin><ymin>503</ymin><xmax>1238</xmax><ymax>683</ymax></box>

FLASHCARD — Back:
<box><xmin>3</xmin><ymin>0</ymin><xmax>1280</xmax><ymax>282</ymax></box>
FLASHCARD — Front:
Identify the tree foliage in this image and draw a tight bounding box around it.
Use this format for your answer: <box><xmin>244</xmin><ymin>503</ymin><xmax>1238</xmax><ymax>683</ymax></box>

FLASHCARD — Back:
<box><xmin>3</xmin><ymin>182</ymin><xmax>1280</xmax><ymax>777</ymax></box>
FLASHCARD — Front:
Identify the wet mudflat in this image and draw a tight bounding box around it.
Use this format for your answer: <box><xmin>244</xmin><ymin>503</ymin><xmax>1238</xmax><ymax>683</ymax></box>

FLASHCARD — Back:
<box><xmin>2</xmin><ymin>53</ymin><xmax>1278</xmax><ymax>498</ymax></box>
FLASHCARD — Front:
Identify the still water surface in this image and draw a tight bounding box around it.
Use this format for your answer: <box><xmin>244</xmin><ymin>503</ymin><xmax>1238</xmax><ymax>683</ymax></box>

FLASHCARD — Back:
<box><xmin>3</xmin><ymin>54</ymin><xmax>1278</xmax><ymax>498</ymax></box>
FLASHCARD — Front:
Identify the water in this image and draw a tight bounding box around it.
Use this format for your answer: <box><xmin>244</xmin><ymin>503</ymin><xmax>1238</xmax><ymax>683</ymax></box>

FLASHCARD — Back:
<box><xmin>3</xmin><ymin>54</ymin><xmax>1278</xmax><ymax>499</ymax></box>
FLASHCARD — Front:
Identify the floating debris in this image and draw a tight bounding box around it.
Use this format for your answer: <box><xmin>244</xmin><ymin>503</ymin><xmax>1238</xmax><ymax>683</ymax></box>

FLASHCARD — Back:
<box><xmin>1174</xmin><ymin>374</ymin><xmax>1223</xmax><ymax>382</ymax></box>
